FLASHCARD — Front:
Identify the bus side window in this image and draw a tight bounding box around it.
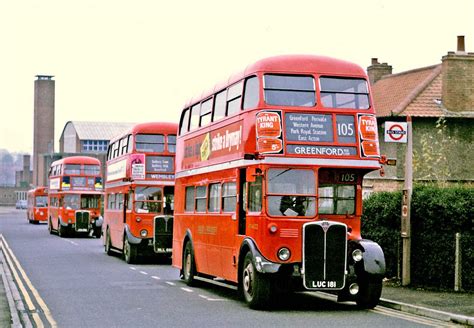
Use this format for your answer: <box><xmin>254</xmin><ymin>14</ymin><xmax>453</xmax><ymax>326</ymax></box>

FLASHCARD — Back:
<box><xmin>185</xmin><ymin>186</ymin><xmax>195</xmax><ymax>212</ymax></box>
<box><xmin>243</xmin><ymin>76</ymin><xmax>259</xmax><ymax>109</ymax></box>
<box><xmin>179</xmin><ymin>108</ymin><xmax>190</xmax><ymax>135</ymax></box>
<box><xmin>200</xmin><ymin>98</ymin><xmax>213</xmax><ymax>127</ymax></box>
<box><xmin>213</xmin><ymin>90</ymin><xmax>226</xmax><ymax>122</ymax></box>
<box><xmin>226</xmin><ymin>81</ymin><xmax>243</xmax><ymax>116</ymax></box>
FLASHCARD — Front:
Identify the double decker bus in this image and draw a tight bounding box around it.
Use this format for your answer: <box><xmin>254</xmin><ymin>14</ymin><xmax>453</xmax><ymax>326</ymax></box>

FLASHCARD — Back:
<box><xmin>27</xmin><ymin>186</ymin><xmax>48</xmax><ymax>224</ymax></box>
<box><xmin>102</xmin><ymin>122</ymin><xmax>177</xmax><ymax>264</ymax></box>
<box><xmin>173</xmin><ymin>55</ymin><xmax>386</xmax><ymax>309</ymax></box>
<box><xmin>48</xmin><ymin>156</ymin><xmax>104</xmax><ymax>237</ymax></box>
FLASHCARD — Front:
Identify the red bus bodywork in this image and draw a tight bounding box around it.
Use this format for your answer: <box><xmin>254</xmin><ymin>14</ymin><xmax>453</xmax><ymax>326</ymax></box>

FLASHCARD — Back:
<box><xmin>27</xmin><ymin>187</ymin><xmax>48</xmax><ymax>224</ymax></box>
<box><xmin>102</xmin><ymin>122</ymin><xmax>177</xmax><ymax>263</ymax></box>
<box><xmin>48</xmin><ymin>156</ymin><xmax>104</xmax><ymax>237</ymax></box>
<box><xmin>173</xmin><ymin>55</ymin><xmax>386</xmax><ymax>309</ymax></box>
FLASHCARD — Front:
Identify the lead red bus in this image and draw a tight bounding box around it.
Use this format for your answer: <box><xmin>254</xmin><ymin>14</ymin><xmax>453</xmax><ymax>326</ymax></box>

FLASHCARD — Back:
<box><xmin>48</xmin><ymin>156</ymin><xmax>104</xmax><ymax>237</ymax></box>
<box><xmin>102</xmin><ymin>122</ymin><xmax>177</xmax><ymax>263</ymax></box>
<box><xmin>173</xmin><ymin>55</ymin><xmax>386</xmax><ymax>309</ymax></box>
<box><xmin>27</xmin><ymin>186</ymin><xmax>48</xmax><ymax>224</ymax></box>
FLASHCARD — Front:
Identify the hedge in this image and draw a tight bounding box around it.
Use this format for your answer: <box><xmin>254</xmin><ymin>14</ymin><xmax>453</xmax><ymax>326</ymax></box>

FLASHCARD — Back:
<box><xmin>361</xmin><ymin>185</ymin><xmax>474</xmax><ymax>291</ymax></box>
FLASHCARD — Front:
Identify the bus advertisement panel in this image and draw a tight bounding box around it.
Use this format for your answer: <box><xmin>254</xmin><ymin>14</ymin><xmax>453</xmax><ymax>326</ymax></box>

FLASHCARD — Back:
<box><xmin>173</xmin><ymin>55</ymin><xmax>386</xmax><ymax>309</ymax></box>
<box><xmin>102</xmin><ymin>122</ymin><xmax>177</xmax><ymax>264</ymax></box>
<box><xmin>47</xmin><ymin>156</ymin><xmax>104</xmax><ymax>237</ymax></box>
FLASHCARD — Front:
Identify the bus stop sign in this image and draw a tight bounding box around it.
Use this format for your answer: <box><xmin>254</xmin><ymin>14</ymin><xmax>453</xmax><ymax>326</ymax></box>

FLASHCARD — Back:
<box><xmin>384</xmin><ymin>122</ymin><xmax>408</xmax><ymax>143</ymax></box>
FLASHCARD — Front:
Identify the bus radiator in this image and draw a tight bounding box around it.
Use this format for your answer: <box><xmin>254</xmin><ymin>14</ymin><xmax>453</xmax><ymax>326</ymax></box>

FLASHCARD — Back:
<box><xmin>75</xmin><ymin>211</ymin><xmax>90</xmax><ymax>232</ymax></box>
<box><xmin>302</xmin><ymin>221</ymin><xmax>347</xmax><ymax>290</ymax></box>
<box><xmin>153</xmin><ymin>215</ymin><xmax>173</xmax><ymax>253</ymax></box>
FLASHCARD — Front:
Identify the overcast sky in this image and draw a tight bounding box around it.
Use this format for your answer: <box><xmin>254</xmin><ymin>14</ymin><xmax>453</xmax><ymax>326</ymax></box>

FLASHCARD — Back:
<box><xmin>1</xmin><ymin>0</ymin><xmax>473</xmax><ymax>153</ymax></box>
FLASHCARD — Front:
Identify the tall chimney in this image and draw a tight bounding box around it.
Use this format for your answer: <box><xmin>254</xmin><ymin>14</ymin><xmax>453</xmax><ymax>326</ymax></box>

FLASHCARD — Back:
<box><xmin>33</xmin><ymin>75</ymin><xmax>55</xmax><ymax>186</ymax></box>
<box><xmin>442</xmin><ymin>36</ymin><xmax>474</xmax><ymax>112</ymax></box>
<box><xmin>367</xmin><ymin>58</ymin><xmax>392</xmax><ymax>85</ymax></box>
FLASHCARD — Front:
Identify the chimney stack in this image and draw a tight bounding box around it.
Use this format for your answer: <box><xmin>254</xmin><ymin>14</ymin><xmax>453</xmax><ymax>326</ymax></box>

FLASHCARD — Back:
<box><xmin>442</xmin><ymin>35</ymin><xmax>474</xmax><ymax>112</ymax></box>
<box><xmin>367</xmin><ymin>58</ymin><xmax>392</xmax><ymax>85</ymax></box>
<box><xmin>457</xmin><ymin>35</ymin><xmax>465</xmax><ymax>53</ymax></box>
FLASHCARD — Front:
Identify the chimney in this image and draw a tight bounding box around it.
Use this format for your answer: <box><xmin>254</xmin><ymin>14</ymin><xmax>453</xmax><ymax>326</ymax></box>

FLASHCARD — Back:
<box><xmin>33</xmin><ymin>75</ymin><xmax>55</xmax><ymax>186</ymax></box>
<box><xmin>457</xmin><ymin>35</ymin><xmax>465</xmax><ymax>53</ymax></box>
<box><xmin>441</xmin><ymin>35</ymin><xmax>474</xmax><ymax>112</ymax></box>
<box><xmin>367</xmin><ymin>58</ymin><xmax>392</xmax><ymax>85</ymax></box>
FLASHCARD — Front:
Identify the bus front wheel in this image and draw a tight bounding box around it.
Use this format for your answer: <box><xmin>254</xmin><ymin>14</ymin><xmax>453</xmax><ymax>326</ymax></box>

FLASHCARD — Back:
<box><xmin>48</xmin><ymin>218</ymin><xmax>54</xmax><ymax>235</ymax></box>
<box><xmin>182</xmin><ymin>242</ymin><xmax>197</xmax><ymax>286</ymax></box>
<box><xmin>57</xmin><ymin>220</ymin><xmax>66</xmax><ymax>237</ymax></box>
<box><xmin>123</xmin><ymin>236</ymin><xmax>138</xmax><ymax>264</ymax></box>
<box><xmin>105</xmin><ymin>229</ymin><xmax>113</xmax><ymax>256</ymax></box>
<box><xmin>241</xmin><ymin>252</ymin><xmax>271</xmax><ymax>309</ymax></box>
<box><xmin>356</xmin><ymin>274</ymin><xmax>383</xmax><ymax>309</ymax></box>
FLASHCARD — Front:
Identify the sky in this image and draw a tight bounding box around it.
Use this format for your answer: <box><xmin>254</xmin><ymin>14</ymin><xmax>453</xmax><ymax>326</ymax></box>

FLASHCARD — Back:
<box><xmin>1</xmin><ymin>0</ymin><xmax>473</xmax><ymax>154</ymax></box>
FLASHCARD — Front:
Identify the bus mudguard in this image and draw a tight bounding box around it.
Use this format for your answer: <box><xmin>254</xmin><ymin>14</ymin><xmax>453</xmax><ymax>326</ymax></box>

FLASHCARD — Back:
<box><xmin>58</xmin><ymin>217</ymin><xmax>68</xmax><ymax>227</ymax></box>
<box><xmin>358</xmin><ymin>239</ymin><xmax>386</xmax><ymax>275</ymax></box>
<box><xmin>124</xmin><ymin>224</ymin><xmax>142</xmax><ymax>245</ymax></box>
<box><xmin>240</xmin><ymin>238</ymin><xmax>281</xmax><ymax>274</ymax></box>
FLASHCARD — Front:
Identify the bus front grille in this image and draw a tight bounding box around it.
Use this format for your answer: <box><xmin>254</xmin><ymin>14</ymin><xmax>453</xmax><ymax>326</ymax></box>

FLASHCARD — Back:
<box><xmin>302</xmin><ymin>221</ymin><xmax>347</xmax><ymax>290</ymax></box>
<box><xmin>75</xmin><ymin>211</ymin><xmax>90</xmax><ymax>232</ymax></box>
<box><xmin>153</xmin><ymin>216</ymin><xmax>173</xmax><ymax>253</ymax></box>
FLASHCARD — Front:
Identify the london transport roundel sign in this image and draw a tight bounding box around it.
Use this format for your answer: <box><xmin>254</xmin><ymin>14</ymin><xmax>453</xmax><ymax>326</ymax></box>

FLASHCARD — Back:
<box><xmin>384</xmin><ymin>121</ymin><xmax>408</xmax><ymax>143</ymax></box>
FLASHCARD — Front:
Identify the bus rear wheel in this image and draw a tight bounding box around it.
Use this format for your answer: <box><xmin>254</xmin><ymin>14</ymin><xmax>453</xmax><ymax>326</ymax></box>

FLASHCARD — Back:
<box><xmin>241</xmin><ymin>252</ymin><xmax>271</xmax><ymax>309</ymax></box>
<box><xmin>123</xmin><ymin>236</ymin><xmax>138</xmax><ymax>264</ymax></box>
<box><xmin>182</xmin><ymin>242</ymin><xmax>196</xmax><ymax>286</ymax></box>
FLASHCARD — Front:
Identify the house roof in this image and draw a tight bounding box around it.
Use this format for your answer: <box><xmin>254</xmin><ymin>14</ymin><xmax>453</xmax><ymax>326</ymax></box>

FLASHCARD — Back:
<box><xmin>371</xmin><ymin>64</ymin><xmax>445</xmax><ymax>118</ymax></box>
<box><xmin>61</xmin><ymin>121</ymin><xmax>135</xmax><ymax>141</ymax></box>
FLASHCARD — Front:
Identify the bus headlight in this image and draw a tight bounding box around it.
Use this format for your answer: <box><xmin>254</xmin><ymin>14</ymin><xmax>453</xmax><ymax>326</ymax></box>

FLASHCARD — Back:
<box><xmin>140</xmin><ymin>229</ymin><xmax>147</xmax><ymax>237</ymax></box>
<box><xmin>277</xmin><ymin>247</ymin><xmax>291</xmax><ymax>261</ymax></box>
<box><xmin>136</xmin><ymin>217</ymin><xmax>142</xmax><ymax>223</ymax></box>
<box><xmin>352</xmin><ymin>249</ymin><xmax>363</xmax><ymax>262</ymax></box>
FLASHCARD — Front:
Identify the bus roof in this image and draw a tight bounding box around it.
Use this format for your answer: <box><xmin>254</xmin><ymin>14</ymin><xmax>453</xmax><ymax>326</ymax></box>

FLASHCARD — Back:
<box><xmin>109</xmin><ymin>122</ymin><xmax>178</xmax><ymax>144</ymax></box>
<box><xmin>27</xmin><ymin>186</ymin><xmax>48</xmax><ymax>195</ymax></box>
<box><xmin>185</xmin><ymin>54</ymin><xmax>367</xmax><ymax>107</ymax></box>
<box><xmin>51</xmin><ymin>156</ymin><xmax>101</xmax><ymax>167</ymax></box>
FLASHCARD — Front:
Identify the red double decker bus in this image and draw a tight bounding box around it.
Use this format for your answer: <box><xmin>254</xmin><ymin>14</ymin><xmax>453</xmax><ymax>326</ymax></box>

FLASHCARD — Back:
<box><xmin>48</xmin><ymin>156</ymin><xmax>104</xmax><ymax>237</ymax></box>
<box><xmin>102</xmin><ymin>122</ymin><xmax>177</xmax><ymax>263</ymax></box>
<box><xmin>173</xmin><ymin>55</ymin><xmax>386</xmax><ymax>309</ymax></box>
<box><xmin>27</xmin><ymin>186</ymin><xmax>48</xmax><ymax>224</ymax></box>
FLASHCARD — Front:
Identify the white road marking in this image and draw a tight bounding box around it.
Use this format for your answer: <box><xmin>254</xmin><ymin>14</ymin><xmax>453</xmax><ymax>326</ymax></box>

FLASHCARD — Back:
<box><xmin>151</xmin><ymin>276</ymin><xmax>161</xmax><ymax>280</ymax></box>
<box><xmin>181</xmin><ymin>287</ymin><xmax>193</xmax><ymax>293</ymax></box>
<box><xmin>165</xmin><ymin>281</ymin><xmax>176</xmax><ymax>286</ymax></box>
<box><xmin>139</xmin><ymin>271</ymin><xmax>148</xmax><ymax>275</ymax></box>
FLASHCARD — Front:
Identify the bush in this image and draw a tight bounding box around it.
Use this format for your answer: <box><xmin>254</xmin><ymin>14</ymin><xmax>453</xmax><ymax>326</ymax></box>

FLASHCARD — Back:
<box><xmin>362</xmin><ymin>185</ymin><xmax>474</xmax><ymax>291</ymax></box>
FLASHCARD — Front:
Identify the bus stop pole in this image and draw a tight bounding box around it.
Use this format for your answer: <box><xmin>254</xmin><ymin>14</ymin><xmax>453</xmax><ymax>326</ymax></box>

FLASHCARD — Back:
<box><xmin>401</xmin><ymin>116</ymin><xmax>413</xmax><ymax>286</ymax></box>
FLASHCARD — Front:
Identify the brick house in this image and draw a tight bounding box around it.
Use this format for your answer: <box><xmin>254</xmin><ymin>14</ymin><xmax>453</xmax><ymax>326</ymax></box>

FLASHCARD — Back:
<box><xmin>364</xmin><ymin>36</ymin><xmax>474</xmax><ymax>193</ymax></box>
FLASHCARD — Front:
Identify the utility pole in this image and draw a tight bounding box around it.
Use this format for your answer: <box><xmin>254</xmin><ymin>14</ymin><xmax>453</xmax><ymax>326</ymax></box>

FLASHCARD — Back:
<box><xmin>401</xmin><ymin>116</ymin><xmax>413</xmax><ymax>286</ymax></box>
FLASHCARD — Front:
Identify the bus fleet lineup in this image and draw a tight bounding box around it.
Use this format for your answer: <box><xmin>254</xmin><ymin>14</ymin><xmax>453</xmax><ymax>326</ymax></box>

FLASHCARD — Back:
<box><xmin>26</xmin><ymin>55</ymin><xmax>387</xmax><ymax>309</ymax></box>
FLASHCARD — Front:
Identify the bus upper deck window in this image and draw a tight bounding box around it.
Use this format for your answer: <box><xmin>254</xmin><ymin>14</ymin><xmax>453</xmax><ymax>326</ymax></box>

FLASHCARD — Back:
<box><xmin>264</xmin><ymin>74</ymin><xmax>315</xmax><ymax>107</ymax></box>
<box><xmin>320</xmin><ymin>77</ymin><xmax>370</xmax><ymax>109</ymax></box>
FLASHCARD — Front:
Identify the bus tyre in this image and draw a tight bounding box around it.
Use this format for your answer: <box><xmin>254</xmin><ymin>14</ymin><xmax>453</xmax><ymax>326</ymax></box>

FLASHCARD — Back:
<box><xmin>48</xmin><ymin>218</ymin><xmax>54</xmax><ymax>235</ymax></box>
<box><xmin>105</xmin><ymin>229</ymin><xmax>113</xmax><ymax>256</ymax></box>
<box><xmin>57</xmin><ymin>220</ymin><xmax>66</xmax><ymax>237</ymax></box>
<box><xmin>123</xmin><ymin>236</ymin><xmax>138</xmax><ymax>264</ymax></box>
<box><xmin>356</xmin><ymin>275</ymin><xmax>383</xmax><ymax>309</ymax></box>
<box><xmin>182</xmin><ymin>242</ymin><xmax>197</xmax><ymax>286</ymax></box>
<box><xmin>241</xmin><ymin>252</ymin><xmax>271</xmax><ymax>309</ymax></box>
